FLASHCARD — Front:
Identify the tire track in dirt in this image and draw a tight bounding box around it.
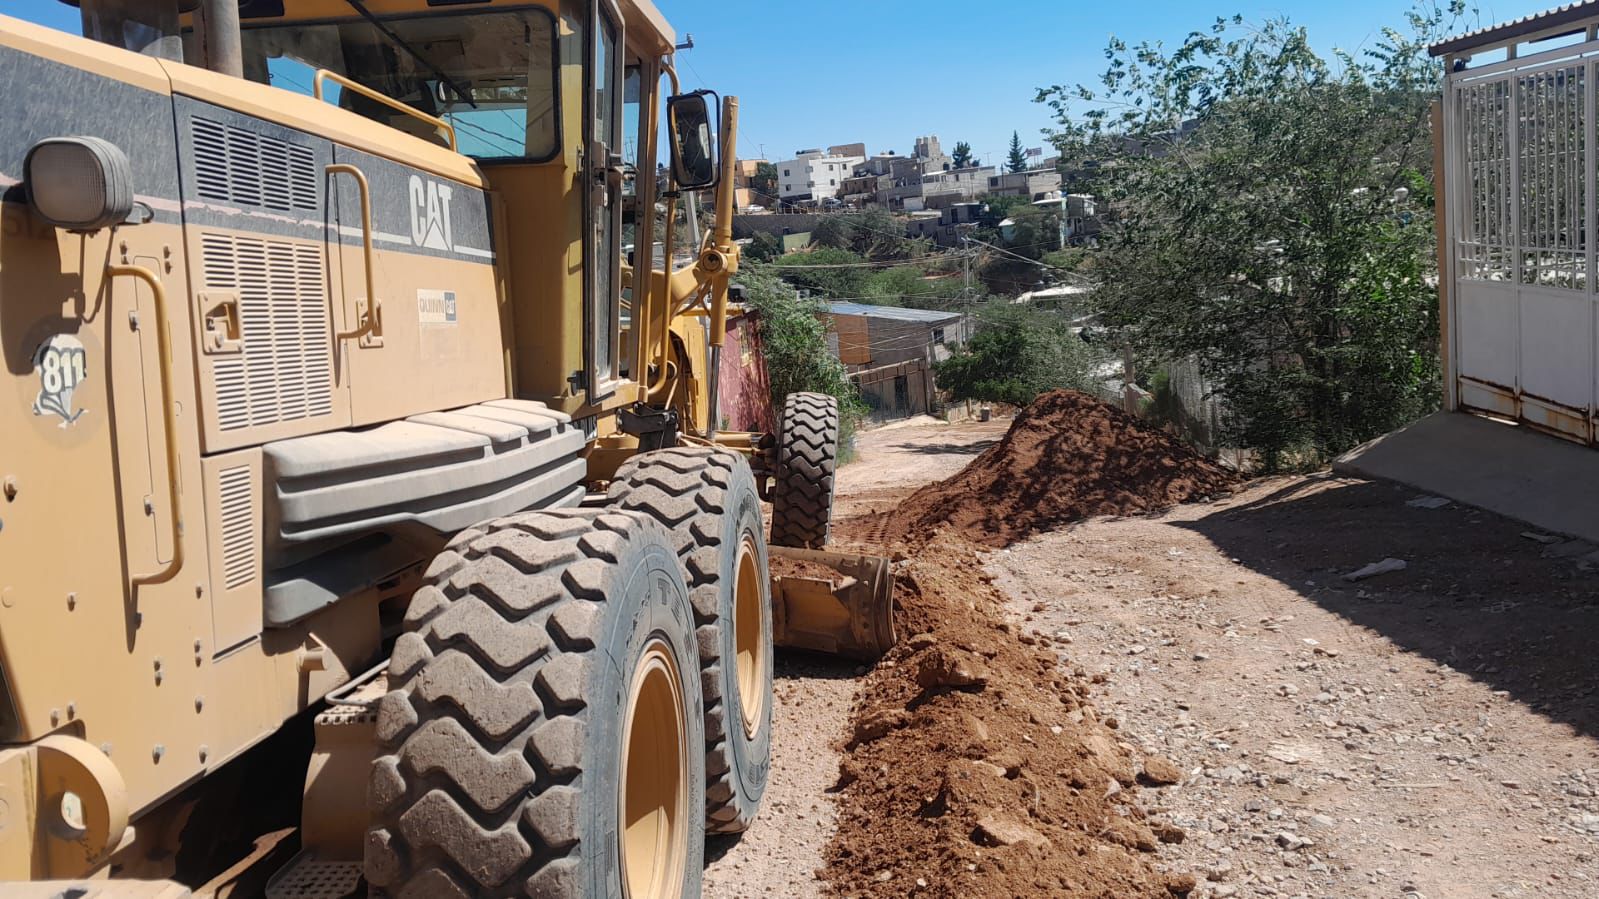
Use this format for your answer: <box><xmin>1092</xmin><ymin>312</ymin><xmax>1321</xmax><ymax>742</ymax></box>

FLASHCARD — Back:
<box><xmin>701</xmin><ymin>418</ymin><xmax>1008</xmax><ymax>897</ymax></box>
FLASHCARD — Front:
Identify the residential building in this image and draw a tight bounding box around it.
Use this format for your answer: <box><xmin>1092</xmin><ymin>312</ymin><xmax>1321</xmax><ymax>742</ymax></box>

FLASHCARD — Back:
<box><xmin>840</xmin><ymin>172</ymin><xmax>888</xmax><ymax>207</ymax></box>
<box><xmin>919</xmin><ymin>165</ymin><xmax>997</xmax><ymax>208</ymax></box>
<box><xmin>828</xmin><ymin>142</ymin><xmax>867</xmax><ymax>159</ymax></box>
<box><xmin>777</xmin><ymin>149</ymin><xmax>865</xmax><ymax>203</ymax></box>
<box><xmin>905</xmin><ymin>202</ymin><xmax>985</xmax><ymax>247</ymax></box>
<box><xmin>987</xmin><ymin>168</ymin><xmax>1063</xmax><ymax>200</ymax></box>
<box><xmin>855</xmin><ymin>153</ymin><xmax>902</xmax><ymax>177</ymax></box>
<box><xmin>869</xmin><ymin>136</ymin><xmax>965</xmax><ymax>210</ymax></box>
<box><xmin>1001</xmin><ymin>194</ymin><xmax>1102</xmax><ymax>247</ymax></box>
<box><xmin>733</xmin><ymin>158</ymin><xmax>768</xmax><ymax>210</ymax></box>
<box><xmin>826</xmin><ymin>301</ymin><xmax>970</xmax><ymax>420</ymax></box>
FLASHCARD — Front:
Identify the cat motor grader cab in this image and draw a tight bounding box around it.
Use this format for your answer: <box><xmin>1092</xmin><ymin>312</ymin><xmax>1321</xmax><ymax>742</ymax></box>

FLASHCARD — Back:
<box><xmin>0</xmin><ymin>0</ymin><xmax>895</xmax><ymax>895</ymax></box>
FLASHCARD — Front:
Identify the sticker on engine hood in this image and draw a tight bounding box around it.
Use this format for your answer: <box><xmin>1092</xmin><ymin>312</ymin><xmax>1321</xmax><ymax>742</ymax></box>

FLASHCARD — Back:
<box><xmin>418</xmin><ymin>289</ymin><xmax>458</xmax><ymax>325</ymax></box>
<box><xmin>31</xmin><ymin>334</ymin><xmax>88</xmax><ymax>428</ymax></box>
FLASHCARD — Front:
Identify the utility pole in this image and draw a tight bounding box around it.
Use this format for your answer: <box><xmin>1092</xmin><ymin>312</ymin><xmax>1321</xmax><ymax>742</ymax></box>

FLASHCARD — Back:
<box><xmin>959</xmin><ymin>230</ymin><xmax>976</xmax><ymax>343</ymax></box>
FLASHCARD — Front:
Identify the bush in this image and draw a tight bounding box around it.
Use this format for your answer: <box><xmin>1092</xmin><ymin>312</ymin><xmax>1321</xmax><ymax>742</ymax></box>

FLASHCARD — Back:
<box><xmin>934</xmin><ymin>303</ymin><xmax>1106</xmax><ymax>406</ymax></box>
<box><xmin>739</xmin><ymin>265</ymin><xmax>865</xmax><ymax>429</ymax></box>
<box><xmin>744</xmin><ymin>231</ymin><xmax>783</xmax><ymax>262</ymax></box>
<box><xmin>768</xmin><ymin>247</ymin><xmax>870</xmax><ymax>299</ymax></box>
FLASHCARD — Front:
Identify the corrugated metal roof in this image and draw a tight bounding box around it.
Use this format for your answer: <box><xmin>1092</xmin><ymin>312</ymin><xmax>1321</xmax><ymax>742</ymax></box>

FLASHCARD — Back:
<box><xmin>827</xmin><ymin>301</ymin><xmax>963</xmax><ymax>324</ymax></box>
<box><xmin>1430</xmin><ymin>2</ymin><xmax>1599</xmax><ymax>56</ymax></box>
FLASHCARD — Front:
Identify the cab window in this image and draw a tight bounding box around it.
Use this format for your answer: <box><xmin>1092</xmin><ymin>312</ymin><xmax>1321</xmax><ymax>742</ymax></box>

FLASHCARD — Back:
<box><xmin>238</xmin><ymin>9</ymin><xmax>560</xmax><ymax>162</ymax></box>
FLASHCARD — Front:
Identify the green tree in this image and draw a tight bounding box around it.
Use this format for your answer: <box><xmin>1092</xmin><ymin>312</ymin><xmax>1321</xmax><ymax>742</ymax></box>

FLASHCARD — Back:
<box><xmin>934</xmin><ymin>303</ymin><xmax>1105</xmax><ymax>406</ymax></box>
<box><xmin>1004</xmin><ymin>204</ymin><xmax>1061</xmax><ymax>259</ymax></box>
<box><xmin>862</xmin><ymin>264</ymin><xmax>964</xmax><ymax>309</ymax></box>
<box><xmin>739</xmin><ymin>265</ymin><xmax>864</xmax><ymax>425</ymax></box>
<box><xmin>744</xmin><ymin>230</ymin><xmax>784</xmax><ymax>262</ymax></box>
<box><xmin>809</xmin><ymin>209</ymin><xmax>911</xmax><ymax>260</ymax></box>
<box><xmin>1006</xmin><ymin>130</ymin><xmax>1029</xmax><ymax>173</ymax></box>
<box><xmin>975</xmin><ymin>194</ymin><xmax>1035</xmax><ymax>231</ymax></box>
<box><xmin>811</xmin><ymin>216</ymin><xmax>856</xmax><ymax>252</ymax></box>
<box><xmin>951</xmin><ymin>141</ymin><xmax>975</xmax><ymax>168</ymax></box>
<box><xmin>1036</xmin><ymin>4</ymin><xmax>1462</xmax><ymax>466</ymax></box>
<box><xmin>767</xmin><ymin>246</ymin><xmax>870</xmax><ymax>299</ymax></box>
<box><xmin>751</xmin><ymin>161</ymin><xmax>778</xmax><ymax>205</ymax></box>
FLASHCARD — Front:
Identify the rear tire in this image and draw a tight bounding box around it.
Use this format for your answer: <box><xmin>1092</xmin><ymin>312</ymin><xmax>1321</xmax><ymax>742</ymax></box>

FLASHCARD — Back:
<box><xmin>607</xmin><ymin>448</ymin><xmax>773</xmax><ymax>834</ymax></box>
<box><xmin>364</xmin><ymin>509</ymin><xmax>704</xmax><ymax>899</ymax></box>
<box><xmin>770</xmin><ymin>392</ymin><xmax>840</xmax><ymax>549</ymax></box>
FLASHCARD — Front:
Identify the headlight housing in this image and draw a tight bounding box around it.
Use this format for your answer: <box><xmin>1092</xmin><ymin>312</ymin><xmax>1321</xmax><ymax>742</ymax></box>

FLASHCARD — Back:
<box><xmin>24</xmin><ymin>136</ymin><xmax>134</xmax><ymax>232</ymax></box>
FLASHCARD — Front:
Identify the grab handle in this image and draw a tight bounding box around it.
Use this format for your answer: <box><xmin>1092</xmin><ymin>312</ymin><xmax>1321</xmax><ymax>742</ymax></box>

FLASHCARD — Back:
<box><xmin>314</xmin><ymin>69</ymin><xmax>458</xmax><ymax>151</ymax></box>
<box><xmin>327</xmin><ymin>163</ymin><xmax>383</xmax><ymax>346</ymax></box>
<box><xmin>109</xmin><ymin>264</ymin><xmax>184</xmax><ymax>588</ymax></box>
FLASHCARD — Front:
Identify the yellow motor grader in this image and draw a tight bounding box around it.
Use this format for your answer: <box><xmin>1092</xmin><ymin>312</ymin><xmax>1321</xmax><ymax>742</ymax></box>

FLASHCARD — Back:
<box><xmin>0</xmin><ymin>1</ymin><xmax>894</xmax><ymax>895</ymax></box>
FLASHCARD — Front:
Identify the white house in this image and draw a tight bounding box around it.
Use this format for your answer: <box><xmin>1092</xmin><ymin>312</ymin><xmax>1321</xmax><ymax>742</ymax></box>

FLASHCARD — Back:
<box><xmin>777</xmin><ymin>149</ymin><xmax>865</xmax><ymax>202</ymax></box>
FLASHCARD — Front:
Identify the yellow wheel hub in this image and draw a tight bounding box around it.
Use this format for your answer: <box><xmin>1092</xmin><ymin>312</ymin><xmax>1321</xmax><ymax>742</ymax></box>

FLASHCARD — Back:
<box><xmin>619</xmin><ymin>638</ymin><xmax>690</xmax><ymax>899</ymax></box>
<box><xmin>733</xmin><ymin>535</ymin><xmax>768</xmax><ymax>739</ymax></box>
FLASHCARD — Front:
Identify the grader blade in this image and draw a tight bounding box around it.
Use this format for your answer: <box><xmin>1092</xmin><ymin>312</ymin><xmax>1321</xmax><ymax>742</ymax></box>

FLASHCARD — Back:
<box><xmin>770</xmin><ymin>546</ymin><xmax>897</xmax><ymax>660</ymax></box>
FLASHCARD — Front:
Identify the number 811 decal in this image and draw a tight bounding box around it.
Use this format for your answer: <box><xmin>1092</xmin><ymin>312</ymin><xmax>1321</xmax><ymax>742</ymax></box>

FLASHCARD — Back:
<box><xmin>32</xmin><ymin>334</ymin><xmax>88</xmax><ymax>428</ymax></box>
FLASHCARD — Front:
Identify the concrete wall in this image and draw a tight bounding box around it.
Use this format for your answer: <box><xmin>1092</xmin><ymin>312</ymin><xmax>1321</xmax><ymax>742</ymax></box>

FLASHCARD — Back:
<box><xmin>732</xmin><ymin>212</ymin><xmax>832</xmax><ymax>240</ymax></box>
<box><xmin>987</xmin><ymin>169</ymin><xmax>1063</xmax><ymax>198</ymax></box>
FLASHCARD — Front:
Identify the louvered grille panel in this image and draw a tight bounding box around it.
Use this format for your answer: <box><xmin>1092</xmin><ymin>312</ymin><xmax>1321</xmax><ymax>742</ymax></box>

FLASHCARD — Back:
<box><xmin>217</xmin><ymin>465</ymin><xmax>256</xmax><ymax>591</ymax></box>
<box><xmin>202</xmin><ymin>233</ymin><xmax>333</xmax><ymax>431</ymax></box>
<box><xmin>191</xmin><ymin>116</ymin><xmax>317</xmax><ymax>212</ymax></box>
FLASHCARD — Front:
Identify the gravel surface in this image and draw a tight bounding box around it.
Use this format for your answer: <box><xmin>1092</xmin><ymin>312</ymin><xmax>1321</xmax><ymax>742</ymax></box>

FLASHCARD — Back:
<box><xmin>702</xmin><ymin>418</ymin><xmax>1007</xmax><ymax>897</ymax></box>
<box><xmin>989</xmin><ymin>473</ymin><xmax>1599</xmax><ymax>898</ymax></box>
<box><xmin>714</xmin><ymin>417</ymin><xmax>1599</xmax><ymax>897</ymax></box>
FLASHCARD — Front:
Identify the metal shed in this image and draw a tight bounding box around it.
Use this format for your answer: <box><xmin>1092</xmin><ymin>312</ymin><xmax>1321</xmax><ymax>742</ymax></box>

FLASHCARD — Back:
<box><xmin>1434</xmin><ymin>3</ymin><xmax>1599</xmax><ymax>446</ymax></box>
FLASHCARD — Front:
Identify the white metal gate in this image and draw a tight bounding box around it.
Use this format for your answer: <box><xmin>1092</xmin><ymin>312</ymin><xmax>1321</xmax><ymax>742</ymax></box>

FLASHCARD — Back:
<box><xmin>1447</xmin><ymin>48</ymin><xmax>1599</xmax><ymax>445</ymax></box>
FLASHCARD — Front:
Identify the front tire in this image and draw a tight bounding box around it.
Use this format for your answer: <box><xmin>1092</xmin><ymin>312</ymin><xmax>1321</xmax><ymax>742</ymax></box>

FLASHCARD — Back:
<box><xmin>770</xmin><ymin>392</ymin><xmax>840</xmax><ymax>549</ymax></box>
<box><xmin>608</xmin><ymin>448</ymin><xmax>773</xmax><ymax>834</ymax></box>
<box><xmin>365</xmin><ymin>509</ymin><xmax>704</xmax><ymax>899</ymax></box>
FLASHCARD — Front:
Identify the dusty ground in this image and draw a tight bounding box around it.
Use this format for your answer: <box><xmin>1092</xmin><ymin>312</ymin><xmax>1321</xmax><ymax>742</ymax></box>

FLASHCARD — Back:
<box><xmin>716</xmin><ymin>414</ymin><xmax>1599</xmax><ymax>897</ymax></box>
<box><xmin>990</xmin><ymin>473</ymin><xmax>1599</xmax><ymax>898</ymax></box>
<box><xmin>702</xmin><ymin>418</ymin><xmax>1008</xmax><ymax>897</ymax></box>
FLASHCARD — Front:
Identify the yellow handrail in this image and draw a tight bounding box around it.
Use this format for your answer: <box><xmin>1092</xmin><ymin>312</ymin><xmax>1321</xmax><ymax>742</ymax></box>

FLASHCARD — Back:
<box><xmin>109</xmin><ymin>264</ymin><xmax>184</xmax><ymax>588</ymax></box>
<box><xmin>327</xmin><ymin>164</ymin><xmax>383</xmax><ymax>343</ymax></box>
<box><xmin>648</xmin><ymin>63</ymin><xmax>685</xmax><ymax>396</ymax></box>
<box><xmin>313</xmin><ymin>69</ymin><xmax>458</xmax><ymax>152</ymax></box>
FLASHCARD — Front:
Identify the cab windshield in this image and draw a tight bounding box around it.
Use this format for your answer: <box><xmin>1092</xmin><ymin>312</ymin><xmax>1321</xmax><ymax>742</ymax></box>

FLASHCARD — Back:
<box><xmin>238</xmin><ymin>9</ymin><xmax>559</xmax><ymax>162</ymax></box>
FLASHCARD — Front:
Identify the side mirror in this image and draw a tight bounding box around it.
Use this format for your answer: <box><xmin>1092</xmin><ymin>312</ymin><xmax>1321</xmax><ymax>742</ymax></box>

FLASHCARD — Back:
<box><xmin>668</xmin><ymin>91</ymin><xmax>719</xmax><ymax>191</ymax></box>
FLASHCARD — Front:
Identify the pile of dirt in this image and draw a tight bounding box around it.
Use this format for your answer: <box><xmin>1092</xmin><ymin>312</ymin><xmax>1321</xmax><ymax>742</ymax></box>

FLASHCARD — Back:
<box><xmin>875</xmin><ymin>390</ymin><xmax>1235</xmax><ymax>548</ymax></box>
<box><xmin>823</xmin><ymin>533</ymin><xmax>1193</xmax><ymax>896</ymax></box>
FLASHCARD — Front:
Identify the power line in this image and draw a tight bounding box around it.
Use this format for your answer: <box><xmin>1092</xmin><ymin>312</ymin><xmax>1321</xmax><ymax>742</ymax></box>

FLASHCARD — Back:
<box><xmin>962</xmin><ymin>234</ymin><xmax>1094</xmax><ymax>285</ymax></box>
<box><xmin>761</xmin><ymin>254</ymin><xmax>955</xmax><ymax>270</ymax></box>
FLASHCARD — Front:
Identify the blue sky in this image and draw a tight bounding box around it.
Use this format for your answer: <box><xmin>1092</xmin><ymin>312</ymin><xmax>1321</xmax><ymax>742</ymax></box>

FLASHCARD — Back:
<box><xmin>6</xmin><ymin>0</ymin><xmax>1557</xmax><ymax>163</ymax></box>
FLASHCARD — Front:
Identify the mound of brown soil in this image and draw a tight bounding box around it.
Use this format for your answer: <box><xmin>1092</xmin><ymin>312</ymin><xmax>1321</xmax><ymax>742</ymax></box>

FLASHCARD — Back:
<box><xmin>823</xmin><ymin>534</ymin><xmax>1191</xmax><ymax>897</ymax></box>
<box><xmin>880</xmin><ymin>390</ymin><xmax>1234</xmax><ymax>548</ymax></box>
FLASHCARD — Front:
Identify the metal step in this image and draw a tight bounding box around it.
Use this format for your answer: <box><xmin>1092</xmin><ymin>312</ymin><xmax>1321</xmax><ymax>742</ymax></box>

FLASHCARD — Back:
<box><xmin>264</xmin><ymin>851</ymin><xmax>363</xmax><ymax>899</ymax></box>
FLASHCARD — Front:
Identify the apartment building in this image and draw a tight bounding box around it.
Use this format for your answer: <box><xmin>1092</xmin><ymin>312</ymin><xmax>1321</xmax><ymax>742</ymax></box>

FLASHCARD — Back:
<box><xmin>777</xmin><ymin>148</ymin><xmax>866</xmax><ymax>202</ymax></box>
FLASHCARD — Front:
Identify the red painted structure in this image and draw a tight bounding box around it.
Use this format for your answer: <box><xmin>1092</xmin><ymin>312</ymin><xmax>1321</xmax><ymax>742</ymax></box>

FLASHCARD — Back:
<box><xmin>717</xmin><ymin>310</ymin><xmax>778</xmax><ymax>433</ymax></box>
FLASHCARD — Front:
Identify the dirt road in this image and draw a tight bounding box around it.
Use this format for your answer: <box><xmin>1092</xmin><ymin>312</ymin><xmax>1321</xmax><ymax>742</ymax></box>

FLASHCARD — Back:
<box><xmin>991</xmin><ymin>473</ymin><xmax>1599</xmax><ymax>898</ymax></box>
<box><xmin>702</xmin><ymin>418</ymin><xmax>1008</xmax><ymax>897</ymax></box>
<box><xmin>716</xmin><ymin>414</ymin><xmax>1599</xmax><ymax>897</ymax></box>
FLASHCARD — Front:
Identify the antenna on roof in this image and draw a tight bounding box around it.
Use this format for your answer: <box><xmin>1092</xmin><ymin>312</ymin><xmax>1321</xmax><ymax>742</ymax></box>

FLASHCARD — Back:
<box><xmin>676</xmin><ymin>33</ymin><xmax>695</xmax><ymax>51</ymax></box>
